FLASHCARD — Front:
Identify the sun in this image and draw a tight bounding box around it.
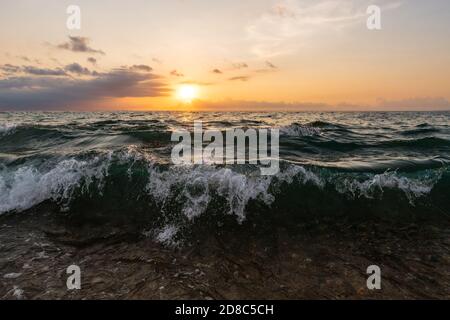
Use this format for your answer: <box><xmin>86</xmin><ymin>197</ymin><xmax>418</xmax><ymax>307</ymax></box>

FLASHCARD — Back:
<box><xmin>176</xmin><ymin>84</ymin><xmax>198</xmax><ymax>103</ymax></box>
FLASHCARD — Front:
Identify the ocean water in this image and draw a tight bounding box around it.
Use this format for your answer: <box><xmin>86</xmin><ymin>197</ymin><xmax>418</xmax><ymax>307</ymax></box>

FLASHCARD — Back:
<box><xmin>1</xmin><ymin>112</ymin><xmax>449</xmax><ymax>242</ymax></box>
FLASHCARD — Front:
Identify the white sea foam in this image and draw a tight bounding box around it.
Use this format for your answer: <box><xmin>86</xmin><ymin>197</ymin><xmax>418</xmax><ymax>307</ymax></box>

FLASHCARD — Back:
<box><xmin>142</xmin><ymin>163</ymin><xmax>325</xmax><ymax>244</ymax></box>
<box><xmin>12</xmin><ymin>286</ymin><xmax>24</xmax><ymax>300</ymax></box>
<box><xmin>0</xmin><ymin>123</ymin><xmax>17</xmax><ymax>136</ymax></box>
<box><xmin>0</xmin><ymin>156</ymin><xmax>110</xmax><ymax>214</ymax></box>
<box><xmin>145</xmin><ymin>158</ymin><xmax>441</xmax><ymax>225</ymax></box>
<box><xmin>3</xmin><ymin>273</ymin><xmax>22</xmax><ymax>279</ymax></box>
<box><xmin>333</xmin><ymin>171</ymin><xmax>440</xmax><ymax>204</ymax></box>
<box><xmin>155</xmin><ymin>225</ymin><xmax>179</xmax><ymax>246</ymax></box>
<box><xmin>146</xmin><ymin>163</ymin><xmax>324</xmax><ymax>222</ymax></box>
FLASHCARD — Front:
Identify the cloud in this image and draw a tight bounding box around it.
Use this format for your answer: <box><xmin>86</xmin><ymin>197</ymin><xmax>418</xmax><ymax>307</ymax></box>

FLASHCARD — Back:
<box><xmin>266</xmin><ymin>61</ymin><xmax>277</xmax><ymax>69</ymax></box>
<box><xmin>231</xmin><ymin>62</ymin><xmax>248</xmax><ymax>70</ymax></box>
<box><xmin>0</xmin><ymin>64</ymin><xmax>21</xmax><ymax>74</ymax></box>
<box><xmin>212</xmin><ymin>68</ymin><xmax>223</xmax><ymax>74</ymax></box>
<box><xmin>247</xmin><ymin>0</ymin><xmax>403</xmax><ymax>57</ymax></box>
<box><xmin>2</xmin><ymin>63</ymin><xmax>94</xmax><ymax>77</ymax></box>
<box><xmin>0</xmin><ymin>68</ymin><xmax>169</xmax><ymax>110</ymax></box>
<box><xmin>254</xmin><ymin>61</ymin><xmax>279</xmax><ymax>74</ymax></box>
<box><xmin>87</xmin><ymin>57</ymin><xmax>97</xmax><ymax>65</ymax></box>
<box><xmin>22</xmin><ymin>66</ymin><xmax>67</xmax><ymax>76</ymax></box>
<box><xmin>64</xmin><ymin>63</ymin><xmax>92</xmax><ymax>76</ymax></box>
<box><xmin>170</xmin><ymin>70</ymin><xmax>184</xmax><ymax>77</ymax></box>
<box><xmin>56</xmin><ymin>36</ymin><xmax>105</xmax><ymax>55</ymax></box>
<box><xmin>228</xmin><ymin>76</ymin><xmax>251</xmax><ymax>82</ymax></box>
<box><xmin>130</xmin><ymin>64</ymin><xmax>153</xmax><ymax>72</ymax></box>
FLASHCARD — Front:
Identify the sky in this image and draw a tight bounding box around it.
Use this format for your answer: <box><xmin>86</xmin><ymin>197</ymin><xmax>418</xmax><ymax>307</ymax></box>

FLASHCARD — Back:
<box><xmin>0</xmin><ymin>0</ymin><xmax>450</xmax><ymax>111</ymax></box>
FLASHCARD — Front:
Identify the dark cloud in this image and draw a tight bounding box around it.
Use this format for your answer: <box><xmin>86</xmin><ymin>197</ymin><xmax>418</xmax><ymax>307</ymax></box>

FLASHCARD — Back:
<box><xmin>64</xmin><ymin>63</ymin><xmax>92</xmax><ymax>75</ymax></box>
<box><xmin>130</xmin><ymin>65</ymin><xmax>153</xmax><ymax>72</ymax></box>
<box><xmin>0</xmin><ymin>64</ymin><xmax>21</xmax><ymax>74</ymax></box>
<box><xmin>2</xmin><ymin>63</ymin><xmax>93</xmax><ymax>77</ymax></box>
<box><xmin>228</xmin><ymin>76</ymin><xmax>251</xmax><ymax>82</ymax></box>
<box><xmin>266</xmin><ymin>61</ymin><xmax>277</xmax><ymax>69</ymax></box>
<box><xmin>212</xmin><ymin>69</ymin><xmax>223</xmax><ymax>74</ymax></box>
<box><xmin>0</xmin><ymin>68</ymin><xmax>169</xmax><ymax>110</ymax></box>
<box><xmin>57</xmin><ymin>36</ymin><xmax>105</xmax><ymax>55</ymax></box>
<box><xmin>0</xmin><ymin>76</ymin><xmax>69</xmax><ymax>90</ymax></box>
<box><xmin>87</xmin><ymin>57</ymin><xmax>97</xmax><ymax>65</ymax></box>
<box><xmin>170</xmin><ymin>70</ymin><xmax>184</xmax><ymax>77</ymax></box>
<box><xmin>23</xmin><ymin>66</ymin><xmax>67</xmax><ymax>76</ymax></box>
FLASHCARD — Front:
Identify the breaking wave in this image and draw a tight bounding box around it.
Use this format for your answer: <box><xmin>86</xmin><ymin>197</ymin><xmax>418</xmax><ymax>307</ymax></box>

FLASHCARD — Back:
<box><xmin>0</xmin><ymin>147</ymin><xmax>447</xmax><ymax>221</ymax></box>
<box><xmin>0</xmin><ymin>123</ymin><xmax>17</xmax><ymax>136</ymax></box>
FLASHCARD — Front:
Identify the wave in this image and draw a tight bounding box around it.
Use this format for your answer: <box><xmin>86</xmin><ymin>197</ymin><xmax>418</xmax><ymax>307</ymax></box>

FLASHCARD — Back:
<box><xmin>0</xmin><ymin>124</ymin><xmax>68</xmax><ymax>139</ymax></box>
<box><xmin>332</xmin><ymin>170</ymin><xmax>440</xmax><ymax>203</ymax></box>
<box><xmin>401</xmin><ymin>127</ymin><xmax>441</xmax><ymax>136</ymax></box>
<box><xmin>1</xmin><ymin>144</ymin><xmax>449</xmax><ymax>244</ymax></box>
<box><xmin>1</xmin><ymin>111</ymin><xmax>449</xmax><ymax>246</ymax></box>
<box><xmin>381</xmin><ymin>137</ymin><xmax>450</xmax><ymax>148</ymax></box>
<box><xmin>280</xmin><ymin>123</ymin><xmax>321</xmax><ymax>137</ymax></box>
<box><xmin>297</xmin><ymin>136</ymin><xmax>450</xmax><ymax>151</ymax></box>
<box><xmin>0</xmin><ymin>155</ymin><xmax>111</xmax><ymax>213</ymax></box>
<box><xmin>306</xmin><ymin>121</ymin><xmax>335</xmax><ymax>128</ymax></box>
<box><xmin>0</xmin><ymin>147</ymin><xmax>446</xmax><ymax>217</ymax></box>
<box><xmin>0</xmin><ymin>123</ymin><xmax>17</xmax><ymax>136</ymax></box>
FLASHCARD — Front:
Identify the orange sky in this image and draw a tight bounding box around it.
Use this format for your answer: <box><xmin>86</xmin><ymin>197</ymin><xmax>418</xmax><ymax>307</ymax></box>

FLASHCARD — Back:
<box><xmin>1</xmin><ymin>0</ymin><xmax>450</xmax><ymax>111</ymax></box>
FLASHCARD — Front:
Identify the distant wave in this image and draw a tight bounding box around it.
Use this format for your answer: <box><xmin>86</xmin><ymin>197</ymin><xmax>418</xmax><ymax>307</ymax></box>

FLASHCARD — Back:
<box><xmin>0</xmin><ymin>123</ymin><xmax>17</xmax><ymax>136</ymax></box>
<box><xmin>280</xmin><ymin>123</ymin><xmax>321</xmax><ymax>137</ymax></box>
<box><xmin>401</xmin><ymin>127</ymin><xmax>441</xmax><ymax>136</ymax></box>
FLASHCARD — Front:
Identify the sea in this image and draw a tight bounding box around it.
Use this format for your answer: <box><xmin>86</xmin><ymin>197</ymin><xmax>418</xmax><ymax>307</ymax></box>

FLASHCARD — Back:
<box><xmin>1</xmin><ymin>111</ymin><xmax>449</xmax><ymax>244</ymax></box>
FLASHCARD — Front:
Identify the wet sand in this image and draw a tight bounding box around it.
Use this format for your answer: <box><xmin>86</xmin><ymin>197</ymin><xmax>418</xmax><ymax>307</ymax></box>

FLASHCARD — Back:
<box><xmin>0</xmin><ymin>211</ymin><xmax>449</xmax><ymax>300</ymax></box>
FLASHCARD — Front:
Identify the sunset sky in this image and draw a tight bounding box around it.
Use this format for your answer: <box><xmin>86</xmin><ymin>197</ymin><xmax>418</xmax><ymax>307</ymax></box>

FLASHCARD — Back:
<box><xmin>1</xmin><ymin>0</ymin><xmax>450</xmax><ymax>111</ymax></box>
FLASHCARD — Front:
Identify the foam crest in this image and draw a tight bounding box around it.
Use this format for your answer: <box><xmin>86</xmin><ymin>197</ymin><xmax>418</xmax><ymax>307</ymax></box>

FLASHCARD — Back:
<box><xmin>280</xmin><ymin>123</ymin><xmax>321</xmax><ymax>137</ymax></box>
<box><xmin>0</xmin><ymin>157</ymin><xmax>110</xmax><ymax>214</ymax></box>
<box><xmin>0</xmin><ymin>123</ymin><xmax>18</xmax><ymax>136</ymax></box>
<box><xmin>333</xmin><ymin>170</ymin><xmax>441</xmax><ymax>203</ymax></box>
<box><xmin>146</xmin><ymin>163</ymin><xmax>324</xmax><ymax>222</ymax></box>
